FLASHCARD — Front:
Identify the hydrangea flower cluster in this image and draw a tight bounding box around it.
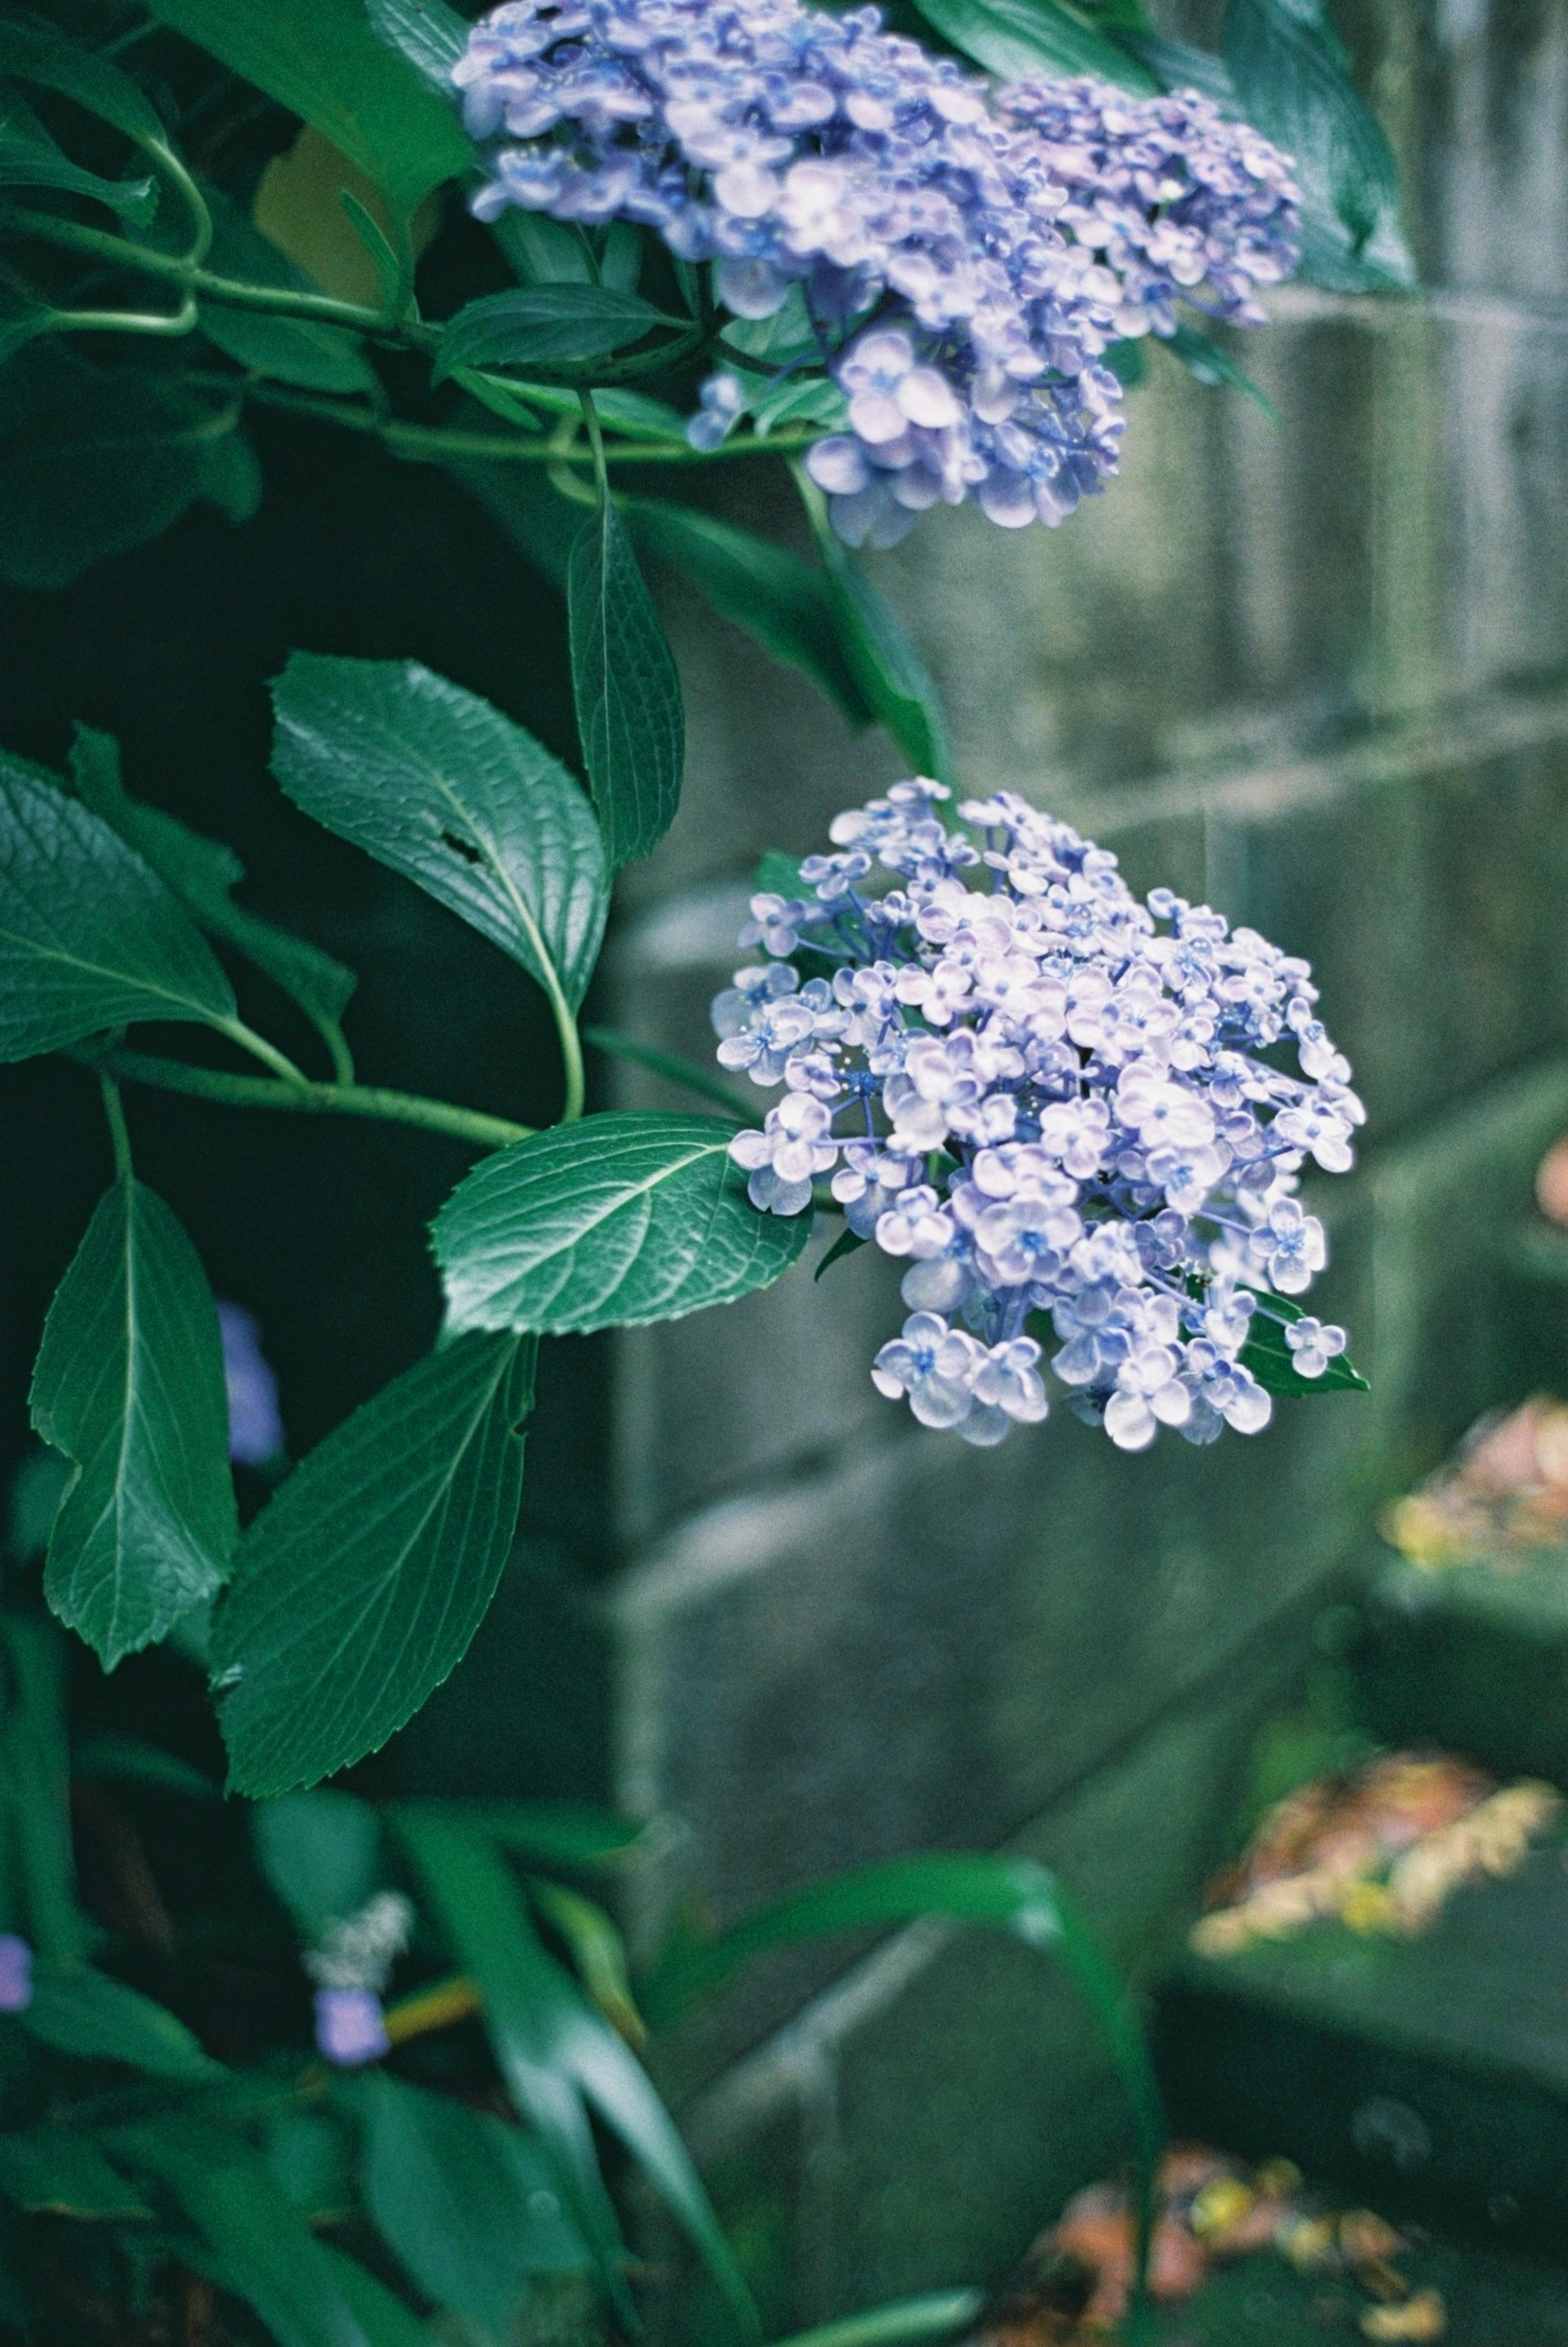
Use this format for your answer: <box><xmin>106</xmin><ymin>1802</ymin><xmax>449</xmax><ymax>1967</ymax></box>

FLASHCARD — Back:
<box><xmin>303</xmin><ymin>1891</ymin><xmax>414</xmax><ymax>2068</ymax></box>
<box><xmin>455</xmin><ymin>0</ymin><xmax>1300</xmax><ymax>543</ymax></box>
<box><xmin>714</xmin><ymin>783</ymin><xmax>1358</xmax><ymax>1450</ymax></box>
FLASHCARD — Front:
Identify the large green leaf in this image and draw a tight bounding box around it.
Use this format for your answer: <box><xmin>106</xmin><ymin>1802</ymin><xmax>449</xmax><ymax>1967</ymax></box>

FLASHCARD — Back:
<box><xmin>0</xmin><ymin>23</ymin><xmax>171</xmax><ymax>154</ymax></box>
<box><xmin>910</xmin><ymin>0</ymin><xmax>1156</xmax><ymax>87</ymax></box>
<box><xmin>0</xmin><ymin>752</ymin><xmax>235</xmax><ymax>1060</ymax></box>
<box><xmin>113</xmin><ymin>2127</ymin><xmax>370</xmax><ymax>2347</ymax></box>
<box><xmin>796</xmin><ymin>475</ymin><xmax>953</xmax><ymax>781</ymax></box>
<box><xmin>568</xmin><ymin>498</ymin><xmax>684</xmax><ymax>867</ymax></box>
<box><xmin>638</xmin><ymin>1851</ymin><xmax>1165</xmax><ymax>2196</ymax></box>
<box><xmin>21</xmin><ymin>1966</ymin><xmax>222</xmax><ymax>2078</ymax></box>
<box><xmin>0</xmin><ymin>345</ymin><xmax>259</xmax><ymax>590</ymax></box>
<box><xmin>212</xmin><ymin>1334</ymin><xmax>533</xmax><ymax>1797</ymax></box>
<box><xmin>66</xmin><ymin>725</ymin><xmax>356</xmax><ymax>1040</ymax></box>
<box><xmin>357</xmin><ymin>2072</ymin><xmax>588</xmax><ymax>2330</ymax></box>
<box><xmin>253</xmin><ymin>1791</ymin><xmax>382</xmax><ymax>1937</ymax></box>
<box><xmin>392</xmin><ymin>1812</ymin><xmax>758</xmax><ymax>2340</ymax></box>
<box><xmin>433</xmin><ymin>1113</ymin><xmax>811</xmax><ymax>1336</ymax></box>
<box><xmin>271</xmin><ymin>655</ymin><xmax>607</xmax><ymax>1012</ymax></box>
<box><xmin>624</xmin><ymin>500</ymin><xmax>874</xmax><ymax>731</ymax></box>
<box><xmin>1223</xmin><ymin>0</ymin><xmax>1416</xmax><ymax>289</ymax></box>
<box><xmin>143</xmin><ymin>0</ymin><xmax>472</xmax><ymax>216</ymax></box>
<box><xmin>366</xmin><ymin>0</ymin><xmax>469</xmax><ymax>93</ymax></box>
<box><xmin>435</xmin><ymin>285</ymin><xmax>680</xmax><ymax>379</ymax></box>
<box><xmin>0</xmin><ymin>84</ymin><xmax>154</xmax><ymax>219</ymax></box>
<box><xmin>30</xmin><ymin>1179</ymin><xmax>237</xmax><ymax>1668</ymax></box>
<box><xmin>0</xmin><ymin>2129</ymin><xmax>151</xmax><ymax>2221</ymax></box>
<box><xmin>197</xmin><ymin>187</ymin><xmax>379</xmax><ymax>393</ymax></box>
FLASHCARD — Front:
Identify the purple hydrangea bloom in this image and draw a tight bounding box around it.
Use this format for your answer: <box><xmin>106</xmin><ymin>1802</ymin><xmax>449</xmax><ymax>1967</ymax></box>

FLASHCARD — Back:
<box><xmin>312</xmin><ymin>1986</ymin><xmax>390</xmax><ymax>2067</ymax></box>
<box><xmin>457</xmin><ymin>0</ymin><xmax>1299</xmax><ymax>540</ymax></box>
<box><xmin>216</xmin><ymin>1303</ymin><xmax>284</xmax><ymax>1468</ymax></box>
<box><xmin>0</xmin><ymin>1935</ymin><xmax>33</xmax><ymax>2013</ymax></box>
<box><xmin>712</xmin><ymin>781</ymin><xmax>1359</xmax><ymax>1450</ymax></box>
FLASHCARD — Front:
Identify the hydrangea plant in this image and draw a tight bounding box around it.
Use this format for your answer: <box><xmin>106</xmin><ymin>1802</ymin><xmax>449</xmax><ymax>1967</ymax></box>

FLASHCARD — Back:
<box><xmin>0</xmin><ymin>0</ymin><xmax>1392</xmax><ymax>2337</ymax></box>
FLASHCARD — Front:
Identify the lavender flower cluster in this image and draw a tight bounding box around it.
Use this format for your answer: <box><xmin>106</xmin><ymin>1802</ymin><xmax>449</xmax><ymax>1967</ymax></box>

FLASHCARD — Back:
<box><xmin>714</xmin><ymin>784</ymin><xmax>1357</xmax><ymax>1450</ymax></box>
<box><xmin>455</xmin><ymin>0</ymin><xmax>1300</xmax><ymax>544</ymax></box>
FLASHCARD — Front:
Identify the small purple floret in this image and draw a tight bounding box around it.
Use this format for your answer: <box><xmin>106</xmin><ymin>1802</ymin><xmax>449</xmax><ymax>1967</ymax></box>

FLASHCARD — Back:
<box><xmin>313</xmin><ymin>1986</ymin><xmax>389</xmax><ymax>2067</ymax></box>
<box><xmin>217</xmin><ymin>1302</ymin><xmax>285</xmax><ymax>1467</ymax></box>
<box><xmin>0</xmin><ymin>1935</ymin><xmax>34</xmax><ymax>2014</ymax></box>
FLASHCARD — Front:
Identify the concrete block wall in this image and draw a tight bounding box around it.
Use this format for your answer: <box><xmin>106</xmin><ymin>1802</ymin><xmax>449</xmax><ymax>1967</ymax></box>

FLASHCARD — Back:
<box><xmin>397</xmin><ymin>0</ymin><xmax>1568</xmax><ymax>2322</ymax></box>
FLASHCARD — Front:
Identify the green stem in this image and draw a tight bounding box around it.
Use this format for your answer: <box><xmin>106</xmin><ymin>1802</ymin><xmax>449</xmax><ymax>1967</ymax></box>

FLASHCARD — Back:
<box><xmin>87</xmin><ymin>1047</ymin><xmax>530</xmax><ymax>1151</ymax></box>
<box><xmin>579</xmin><ymin>385</ymin><xmax>610</xmax><ymax>502</ymax></box>
<box><xmin>214</xmin><ymin>1017</ymin><xmax>310</xmax><ymax>1089</ymax></box>
<box><xmin>0</xmin><ymin>207</ymin><xmax>434</xmax><ymax>344</ymax></box>
<box><xmin>247</xmin><ymin>383</ymin><xmax>821</xmax><ymax>467</ymax></box>
<box><xmin>321</xmin><ymin>1019</ymin><xmax>356</xmax><ymax>1086</ymax></box>
<box><xmin>50</xmin><ymin>294</ymin><xmax>197</xmax><ymax>340</ymax></box>
<box><xmin>99</xmin><ymin>1076</ymin><xmax>133</xmax><ymax>1180</ymax></box>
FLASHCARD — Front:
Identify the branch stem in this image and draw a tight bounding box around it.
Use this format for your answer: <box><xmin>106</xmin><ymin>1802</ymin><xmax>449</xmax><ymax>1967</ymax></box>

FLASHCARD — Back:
<box><xmin>100</xmin><ymin>1076</ymin><xmax>133</xmax><ymax>1180</ymax></box>
<box><xmin>83</xmin><ymin>1048</ymin><xmax>530</xmax><ymax>1152</ymax></box>
<box><xmin>248</xmin><ymin>383</ymin><xmax>820</xmax><ymax>467</ymax></box>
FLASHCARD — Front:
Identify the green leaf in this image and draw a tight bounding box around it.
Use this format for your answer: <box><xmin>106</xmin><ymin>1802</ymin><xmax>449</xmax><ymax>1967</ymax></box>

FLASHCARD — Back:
<box><xmin>434</xmin><ymin>285</ymin><xmax>681</xmax><ymax>381</ymax></box>
<box><xmin>814</xmin><ymin>1226</ymin><xmax>867</xmax><ymax>1282</ymax></box>
<box><xmin>366</xmin><ymin>0</ymin><xmax>470</xmax><ymax>94</ymax></box>
<box><xmin>909</xmin><ymin>0</ymin><xmax>1156</xmax><ymax>87</ymax></box>
<box><xmin>271</xmin><ymin>654</ymin><xmax>607</xmax><ymax>1012</ymax></box>
<box><xmin>430</xmin><ymin>1800</ymin><xmax>644</xmax><ymax>1867</ymax></box>
<box><xmin>71</xmin><ymin>1731</ymin><xmax>219</xmax><ymax>1801</ymax></box>
<box><xmin>211</xmin><ymin>1334</ymin><xmax>533</xmax><ymax>1797</ymax></box>
<box><xmin>643</xmin><ymin>1852</ymin><xmax>1065</xmax><ymax>2022</ymax></box>
<box><xmin>387</xmin><ymin>1814</ymin><xmax>630</xmax><ymax>2323</ymax></box>
<box><xmin>637</xmin><ymin>1852</ymin><xmax>1165</xmax><ymax>2190</ymax></box>
<box><xmin>770</xmin><ymin>2296</ymin><xmax>986</xmax><ymax>2347</ymax></box>
<box><xmin>0</xmin><ymin>1617</ymin><xmax>87</xmax><ymax>1963</ymax></box>
<box><xmin>1223</xmin><ymin>0</ymin><xmax>1416</xmax><ymax>289</ymax></box>
<box><xmin>1238</xmin><ymin>1289</ymin><xmax>1369</xmax><ymax>1396</ymax></box>
<box><xmin>318</xmin><ymin>2251</ymin><xmax>434</xmax><ymax>2347</ymax></box>
<box><xmin>253</xmin><ymin>1791</ymin><xmax>381</xmax><ymax>1937</ymax></box>
<box><xmin>30</xmin><ymin>1179</ymin><xmax>237</xmax><ymax>1668</ymax></box>
<box><xmin>0</xmin><ymin>2129</ymin><xmax>152</xmax><ymax>2221</ymax></box>
<box><xmin>357</xmin><ymin>2072</ymin><xmax>588</xmax><ymax>2330</ymax></box>
<box><xmin>20</xmin><ymin>1966</ymin><xmax>222</xmax><ymax>2077</ymax></box>
<box><xmin>488</xmin><ymin>209</ymin><xmax>597</xmax><ymax>288</ymax></box>
<box><xmin>796</xmin><ymin>474</ymin><xmax>953</xmax><ymax>782</ymax></box>
<box><xmin>0</xmin><ymin>287</ymin><xmax>51</xmax><ymax>365</ymax></box>
<box><xmin>568</xmin><ymin>498</ymin><xmax>685</xmax><ymax>867</ymax></box>
<box><xmin>143</xmin><ymin>0</ymin><xmax>472</xmax><ymax>216</ymax></box>
<box><xmin>1160</xmin><ymin>323</ymin><xmax>1278</xmax><ymax>422</ymax></box>
<box><xmin>0</xmin><ymin>24</ymin><xmax>171</xmax><ymax>154</ymax></box>
<box><xmin>433</xmin><ymin>1112</ymin><xmax>811</xmax><ymax>1337</ymax></box>
<box><xmin>114</xmin><ymin>2127</ymin><xmax>370</xmax><ymax>2347</ymax></box>
<box><xmin>65</xmin><ymin>724</ymin><xmax>357</xmax><ymax>1038</ymax></box>
<box><xmin>392</xmin><ymin>1812</ymin><xmax>759</xmax><ymax>2340</ymax></box>
<box><xmin>624</xmin><ymin>501</ymin><xmax>875</xmax><ymax>732</ymax></box>
<box><xmin>197</xmin><ymin>186</ymin><xmax>379</xmax><ymax>393</ymax></box>
<box><xmin>0</xmin><ymin>345</ymin><xmax>259</xmax><ymax>590</ymax></box>
<box><xmin>530</xmin><ymin>1880</ymin><xmax>644</xmax><ymax>2043</ymax></box>
<box><xmin>0</xmin><ymin>84</ymin><xmax>154</xmax><ymax>219</ymax></box>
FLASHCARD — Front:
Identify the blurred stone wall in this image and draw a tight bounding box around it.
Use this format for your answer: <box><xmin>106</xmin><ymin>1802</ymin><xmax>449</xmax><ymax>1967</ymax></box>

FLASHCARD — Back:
<box><xmin>413</xmin><ymin>0</ymin><xmax>1568</xmax><ymax>2325</ymax></box>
